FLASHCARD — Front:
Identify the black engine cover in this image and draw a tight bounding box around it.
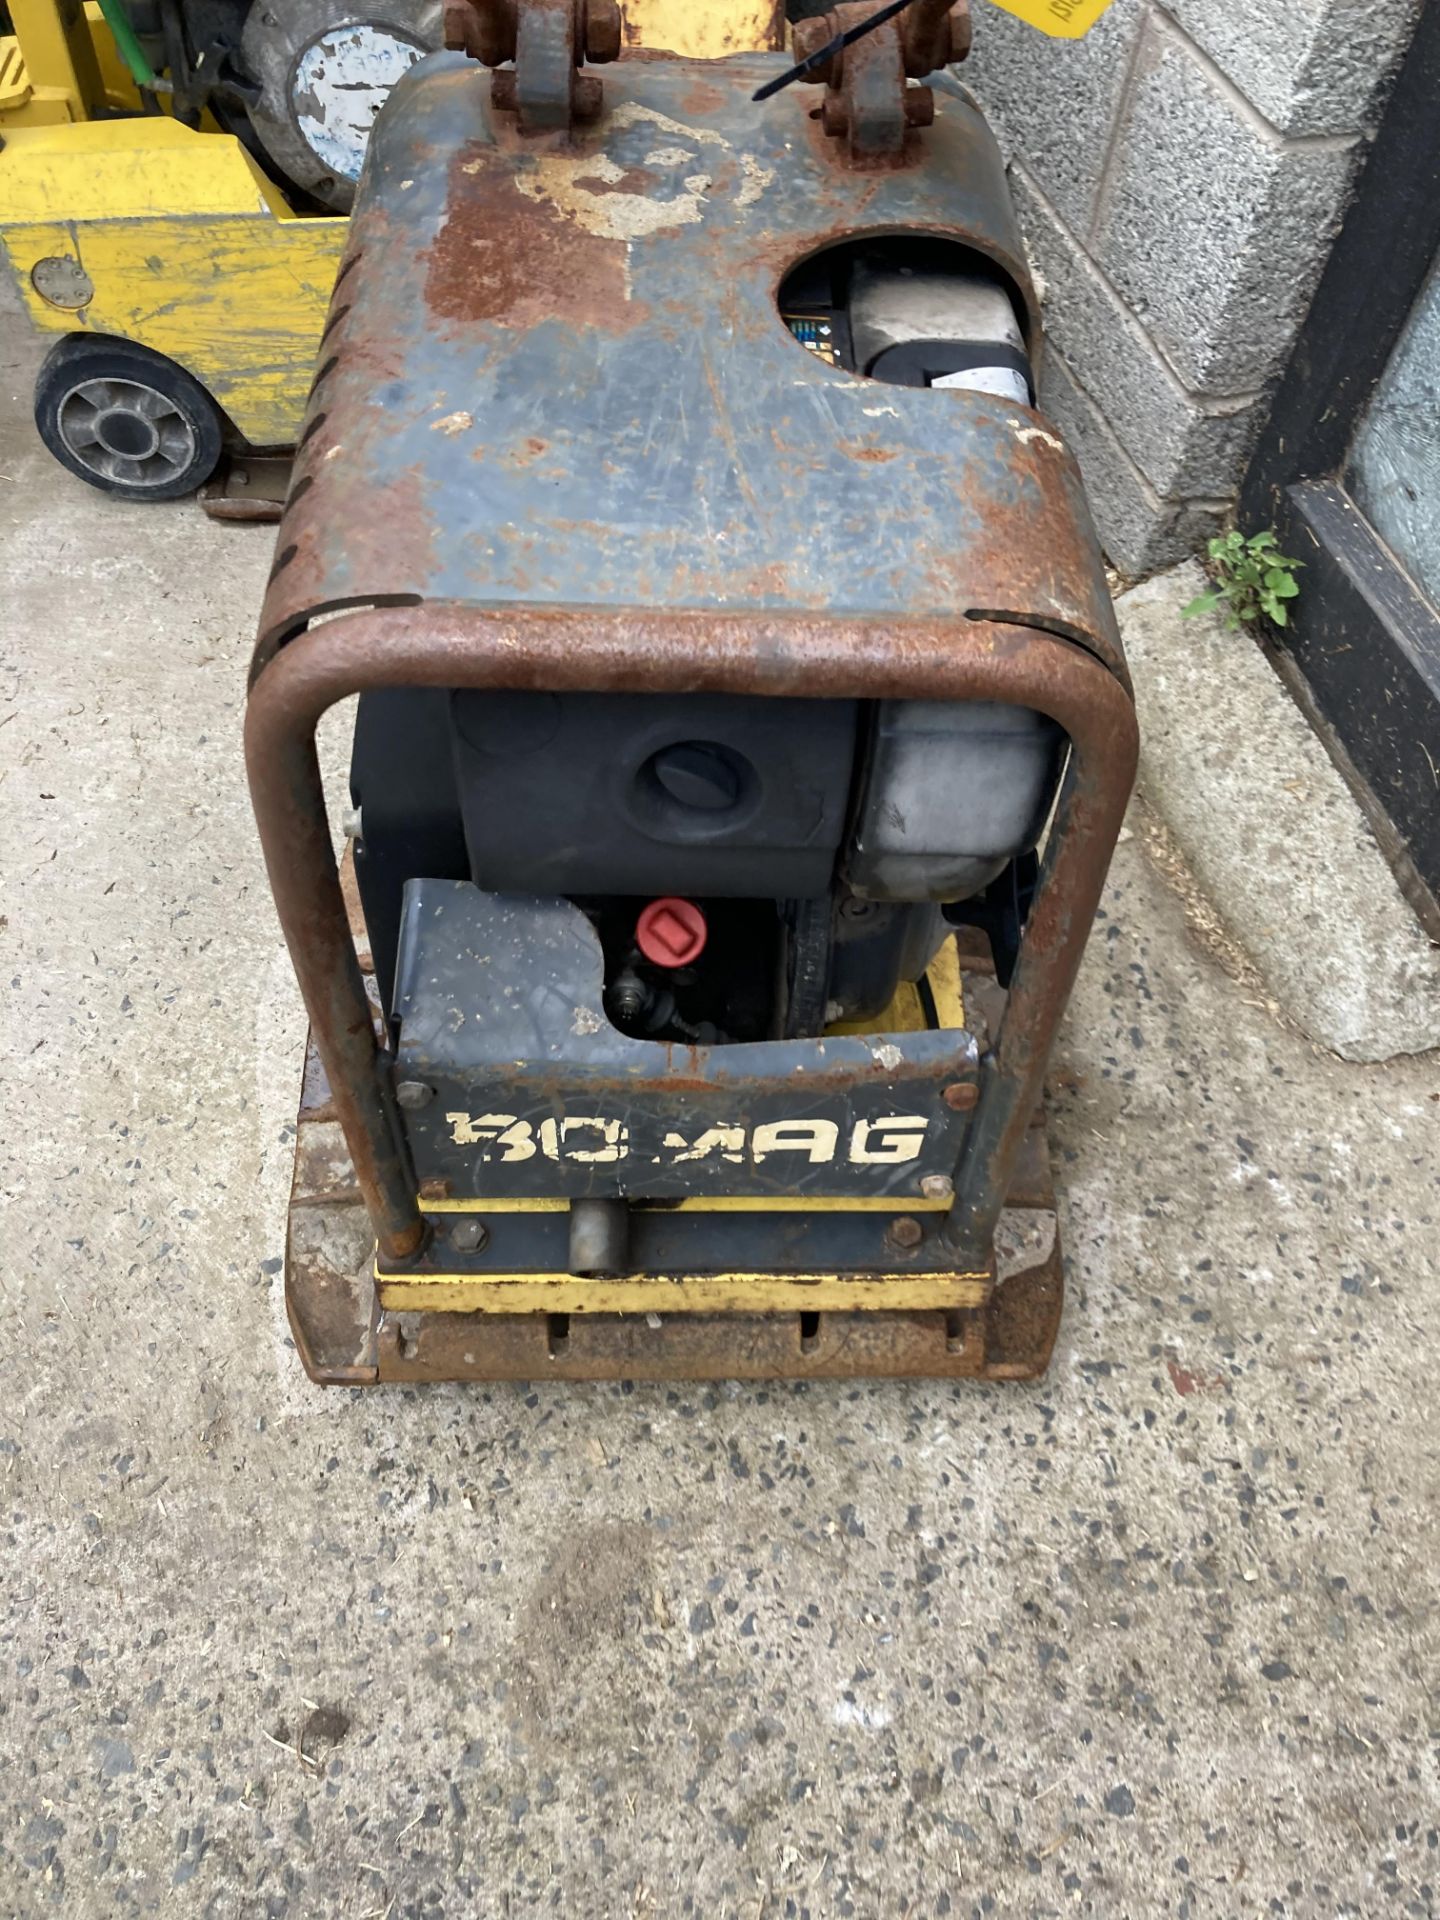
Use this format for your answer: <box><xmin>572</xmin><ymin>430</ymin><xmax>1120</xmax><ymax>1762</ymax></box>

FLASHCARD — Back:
<box><xmin>449</xmin><ymin>689</ymin><xmax>858</xmax><ymax>900</ymax></box>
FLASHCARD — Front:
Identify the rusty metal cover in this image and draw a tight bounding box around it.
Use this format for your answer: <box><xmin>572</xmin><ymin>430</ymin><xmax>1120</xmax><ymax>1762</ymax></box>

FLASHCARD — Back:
<box><xmin>259</xmin><ymin>50</ymin><xmax>1119</xmax><ymax>666</ymax></box>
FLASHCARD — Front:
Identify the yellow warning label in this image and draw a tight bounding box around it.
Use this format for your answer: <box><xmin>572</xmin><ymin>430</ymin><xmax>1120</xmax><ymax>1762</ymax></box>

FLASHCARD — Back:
<box><xmin>985</xmin><ymin>0</ymin><xmax>1119</xmax><ymax>38</ymax></box>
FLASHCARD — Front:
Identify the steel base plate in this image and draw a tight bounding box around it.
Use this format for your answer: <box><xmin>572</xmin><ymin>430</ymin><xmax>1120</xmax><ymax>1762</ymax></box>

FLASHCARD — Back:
<box><xmin>283</xmin><ymin>1045</ymin><xmax>1062</xmax><ymax>1386</ymax></box>
<box><xmin>282</xmin><ymin>1134</ymin><xmax>1061</xmax><ymax>1382</ymax></box>
<box><xmin>279</xmin><ymin>869</ymin><xmax>1063</xmax><ymax>1384</ymax></box>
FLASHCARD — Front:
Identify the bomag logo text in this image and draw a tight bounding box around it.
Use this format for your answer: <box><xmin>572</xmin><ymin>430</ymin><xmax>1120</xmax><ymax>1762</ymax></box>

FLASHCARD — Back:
<box><xmin>443</xmin><ymin>1113</ymin><xmax>932</xmax><ymax>1167</ymax></box>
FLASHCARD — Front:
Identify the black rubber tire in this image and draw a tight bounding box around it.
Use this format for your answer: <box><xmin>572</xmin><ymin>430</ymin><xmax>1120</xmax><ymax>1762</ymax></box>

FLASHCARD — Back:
<box><xmin>33</xmin><ymin>334</ymin><xmax>225</xmax><ymax>502</ymax></box>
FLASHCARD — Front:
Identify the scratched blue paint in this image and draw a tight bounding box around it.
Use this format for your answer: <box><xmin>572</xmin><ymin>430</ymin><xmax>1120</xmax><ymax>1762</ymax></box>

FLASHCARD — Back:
<box><xmin>271</xmin><ymin>49</ymin><xmax>1116</xmax><ymax>654</ymax></box>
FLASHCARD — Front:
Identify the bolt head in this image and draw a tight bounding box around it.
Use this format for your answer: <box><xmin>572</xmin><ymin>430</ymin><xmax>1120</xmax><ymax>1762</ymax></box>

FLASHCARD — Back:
<box><xmin>889</xmin><ymin>1215</ymin><xmax>925</xmax><ymax>1250</ymax></box>
<box><xmin>903</xmin><ymin>84</ymin><xmax>935</xmax><ymax>128</ymax></box>
<box><xmin>942</xmin><ymin>1081</ymin><xmax>979</xmax><ymax>1112</ymax></box>
<box><xmin>395</xmin><ymin>1079</ymin><xmax>435</xmax><ymax>1111</ymax></box>
<box><xmin>946</xmin><ymin>3</ymin><xmax>973</xmax><ymax>64</ymax></box>
<box><xmin>441</xmin><ymin>0</ymin><xmax>473</xmax><ymax>51</ymax></box>
<box><xmin>920</xmin><ymin>1174</ymin><xmax>953</xmax><ymax>1201</ymax></box>
<box><xmin>450</xmin><ymin>1217</ymin><xmax>488</xmax><ymax>1253</ymax></box>
<box><xmin>584</xmin><ymin>0</ymin><xmax>622</xmax><ymax>64</ymax></box>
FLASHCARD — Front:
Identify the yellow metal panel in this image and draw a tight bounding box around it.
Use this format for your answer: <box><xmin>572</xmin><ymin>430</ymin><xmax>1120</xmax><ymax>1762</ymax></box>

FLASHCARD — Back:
<box><xmin>816</xmin><ymin>944</ymin><xmax>964</xmax><ymax>1036</ymax></box>
<box><xmin>0</xmin><ymin>33</ymin><xmax>76</xmax><ymax>122</ymax></box>
<box><xmin>3</xmin><ymin>9</ymin><xmax>184</xmax><ymax>122</ymax></box>
<box><xmin>420</xmin><ymin>1194</ymin><xmax>952</xmax><ymax>1213</ymax></box>
<box><xmin>6</xmin><ymin>0</ymin><xmax>102</xmax><ymax>119</ymax></box>
<box><xmin>825</xmin><ymin>978</ymin><xmax>926</xmax><ymax>1036</ymax></box>
<box><xmin>3</xmin><ymin>213</ymin><xmax>344</xmax><ymax>441</ymax></box>
<box><xmin>377</xmin><ymin>1266</ymin><xmax>990</xmax><ymax>1315</ymax></box>
<box><xmin>926</xmin><ymin>938</ymin><xmax>967</xmax><ymax>1027</ymax></box>
<box><xmin>0</xmin><ymin>117</ymin><xmax>290</xmax><ymax>219</ymax></box>
<box><xmin>0</xmin><ymin>123</ymin><xmax>344</xmax><ymax>443</ymax></box>
<box><xmin>622</xmin><ymin>0</ymin><xmax>784</xmax><ymax>57</ymax></box>
<box><xmin>0</xmin><ymin>37</ymin><xmax>36</xmax><ymax>113</ymax></box>
<box><xmin>83</xmin><ymin>2</ymin><xmax>144</xmax><ymax>112</ymax></box>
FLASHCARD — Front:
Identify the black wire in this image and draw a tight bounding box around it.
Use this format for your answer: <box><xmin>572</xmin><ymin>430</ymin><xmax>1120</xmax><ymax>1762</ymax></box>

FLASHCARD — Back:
<box><xmin>753</xmin><ymin>0</ymin><xmax>923</xmax><ymax>102</ymax></box>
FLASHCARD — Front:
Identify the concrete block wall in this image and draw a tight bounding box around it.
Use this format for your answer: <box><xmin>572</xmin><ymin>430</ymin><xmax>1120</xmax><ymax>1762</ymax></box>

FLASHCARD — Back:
<box><xmin>965</xmin><ymin>0</ymin><xmax>1424</xmax><ymax>574</ymax></box>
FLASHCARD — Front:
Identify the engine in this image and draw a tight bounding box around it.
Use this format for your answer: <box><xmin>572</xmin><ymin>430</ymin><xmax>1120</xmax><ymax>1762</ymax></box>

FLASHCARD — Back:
<box><xmin>349</xmin><ymin>235</ymin><xmax>1063</xmax><ymax>1045</ymax></box>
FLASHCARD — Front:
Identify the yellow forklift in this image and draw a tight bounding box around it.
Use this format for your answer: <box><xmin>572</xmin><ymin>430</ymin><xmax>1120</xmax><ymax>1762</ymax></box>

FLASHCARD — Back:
<box><xmin>1</xmin><ymin>0</ymin><xmax>345</xmax><ymax>497</ymax></box>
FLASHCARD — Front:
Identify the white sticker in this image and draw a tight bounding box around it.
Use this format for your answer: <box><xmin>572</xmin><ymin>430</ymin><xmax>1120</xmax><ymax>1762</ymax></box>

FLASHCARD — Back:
<box><xmin>933</xmin><ymin>367</ymin><xmax>1031</xmax><ymax>405</ymax></box>
<box><xmin>292</xmin><ymin>26</ymin><xmax>426</xmax><ymax>182</ymax></box>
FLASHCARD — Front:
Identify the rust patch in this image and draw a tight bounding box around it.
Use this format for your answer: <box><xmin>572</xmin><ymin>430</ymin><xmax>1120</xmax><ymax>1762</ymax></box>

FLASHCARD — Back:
<box><xmin>425</xmin><ymin>143</ymin><xmax>638</xmax><ymax>332</ymax></box>
<box><xmin>574</xmin><ymin>164</ymin><xmax>654</xmax><ymax>196</ymax></box>
<box><xmin>979</xmin><ymin>1251</ymin><xmax>1063</xmax><ymax>1381</ymax></box>
<box><xmin>1166</xmin><ymin>1359</ymin><xmax>1226</xmax><ymax>1397</ymax></box>
<box><xmin>842</xmin><ymin>443</ymin><xmax>900</xmax><ymax>464</ymax></box>
<box><xmin>681</xmin><ymin>76</ymin><xmax>727</xmax><ymax>115</ymax></box>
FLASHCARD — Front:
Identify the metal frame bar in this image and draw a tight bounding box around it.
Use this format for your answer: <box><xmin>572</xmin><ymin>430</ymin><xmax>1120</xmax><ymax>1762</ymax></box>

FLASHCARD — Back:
<box><xmin>245</xmin><ymin>604</ymin><xmax>1136</xmax><ymax>1272</ymax></box>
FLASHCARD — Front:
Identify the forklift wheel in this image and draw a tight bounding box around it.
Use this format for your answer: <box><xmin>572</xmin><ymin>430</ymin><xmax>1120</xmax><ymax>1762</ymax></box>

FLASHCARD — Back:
<box><xmin>34</xmin><ymin>336</ymin><xmax>225</xmax><ymax>502</ymax></box>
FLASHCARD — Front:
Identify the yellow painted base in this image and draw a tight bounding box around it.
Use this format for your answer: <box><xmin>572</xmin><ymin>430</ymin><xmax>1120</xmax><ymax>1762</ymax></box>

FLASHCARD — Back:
<box><xmin>377</xmin><ymin>1265</ymin><xmax>991</xmax><ymax>1317</ymax></box>
<box><xmin>419</xmin><ymin>1193</ymin><xmax>954</xmax><ymax>1215</ymax></box>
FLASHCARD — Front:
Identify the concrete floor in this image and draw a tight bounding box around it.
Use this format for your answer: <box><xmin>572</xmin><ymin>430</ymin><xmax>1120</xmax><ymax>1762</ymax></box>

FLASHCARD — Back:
<box><xmin>2</xmin><ymin>311</ymin><xmax>1439</xmax><ymax>1920</ymax></box>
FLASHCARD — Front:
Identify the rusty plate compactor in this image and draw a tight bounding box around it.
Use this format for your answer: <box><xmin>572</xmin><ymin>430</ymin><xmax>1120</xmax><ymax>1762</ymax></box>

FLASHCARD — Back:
<box><xmin>245</xmin><ymin>0</ymin><xmax>1138</xmax><ymax>1384</ymax></box>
